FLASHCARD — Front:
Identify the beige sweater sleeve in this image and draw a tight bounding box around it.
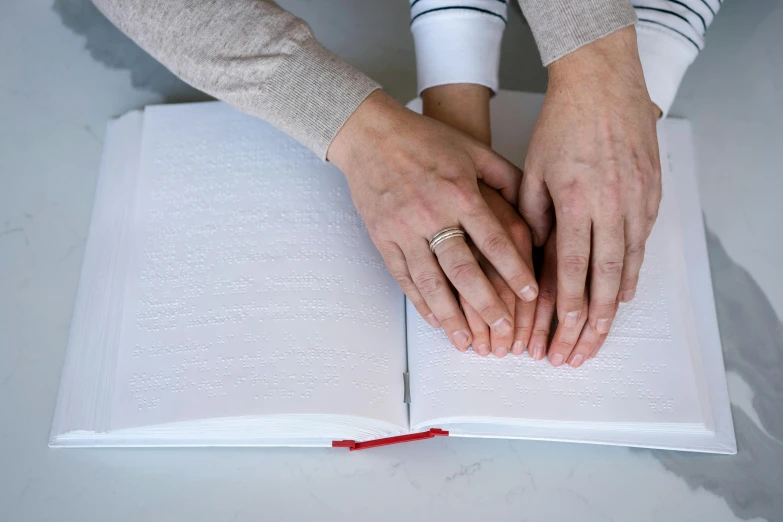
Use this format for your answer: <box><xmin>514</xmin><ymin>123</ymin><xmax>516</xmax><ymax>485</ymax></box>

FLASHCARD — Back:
<box><xmin>92</xmin><ymin>0</ymin><xmax>380</xmax><ymax>160</ymax></box>
<box><xmin>518</xmin><ymin>0</ymin><xmax>638</xmax><ymax>65</ymax></box>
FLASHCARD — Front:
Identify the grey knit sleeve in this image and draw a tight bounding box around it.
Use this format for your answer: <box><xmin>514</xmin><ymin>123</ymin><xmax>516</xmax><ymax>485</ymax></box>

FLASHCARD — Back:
<box><xmin>517</xmin><ymin>0</ymin><xmax>638</xmax><ymax>65</ymax></box>
<box><xmin>92</xmin><ymin>0</ymin><xmax>380</xmax><ymax>160</ymax></box>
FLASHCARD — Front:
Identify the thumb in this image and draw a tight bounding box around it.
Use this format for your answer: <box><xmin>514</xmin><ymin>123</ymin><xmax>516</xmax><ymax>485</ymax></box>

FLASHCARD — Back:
<box><xmin>470</xmin><ymin>144</ymin><xmax>522</xmax><ymax>206</ymax></box>
<box><xmin>519</xmin><ymin>172</ymin><xmax>553</xmax><ymax>247</ymax></box>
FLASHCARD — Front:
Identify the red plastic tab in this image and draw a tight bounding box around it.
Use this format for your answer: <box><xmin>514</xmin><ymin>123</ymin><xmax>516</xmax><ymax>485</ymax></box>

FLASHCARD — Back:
<box><xmin>332</xmin><ymin>428</ymin><xmax>449</xmax><ymax>451</ymax></box>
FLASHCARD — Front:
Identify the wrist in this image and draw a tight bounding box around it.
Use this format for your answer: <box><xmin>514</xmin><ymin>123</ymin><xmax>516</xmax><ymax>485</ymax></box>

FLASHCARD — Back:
<box><xmin>327</xmin><ymin>90</ymin><xmax>402</xmax><ymax>174</ymax></box>
<box><xmin>422</xmin><ymin>84</ymin><xmax>491</xmax><ymax>146</ymax></box>
<box><xmin>547</xmin><ymin>26</ymin><xmax>645</xmax><ymax>89</ymax></box>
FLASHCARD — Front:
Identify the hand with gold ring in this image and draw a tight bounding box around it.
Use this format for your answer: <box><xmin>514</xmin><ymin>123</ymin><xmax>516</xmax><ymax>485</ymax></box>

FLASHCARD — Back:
<box><xmin>328</xmin><ymin>90</ymin><xmax>540</xmax><ymax>352</ymax></box>
<box><xmin>421</xmin><ymin>84</ymin><xmax>539</xmax><ymax>358</ymax></box>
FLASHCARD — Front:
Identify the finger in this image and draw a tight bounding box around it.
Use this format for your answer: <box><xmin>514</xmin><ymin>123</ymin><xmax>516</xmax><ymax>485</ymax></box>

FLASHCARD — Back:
<box><xmin>589</xmin><ymin>333</ymin><xmax>610</xmax><ymax>359</ymax></box>
<box><xmin>528</xmin><ymin>233</ymin><xmax>558</xmax><ymax>362</ymax></box>
<box><xmin>460</xmin><ymin>204</ymin><xmax>539</xmax><ymax>303</ymax></box>
<box><xmin>378</xmin><ymin>243</ymin><xmax>439</xmax><ymax>329</ymax></box>
<box><xmin>568</xmin><ymin>321</ymin><xmax>602</xmax><ymax>368</ymax></box>
<box><xmin>555</xmin><ymin>202</ymin><xmax>591</xmax><ymax>331</ymax></box>
<box><xmin>617</xmin><ymin>217</ymin><xmax>649</xmax><ymax>303</ymax></box>
<box><xmin>513</xmin><ymin>296</ymin><xmax>536</xmax><ymax>356</ymax></box>
<box><xmin>481</xmin><ymin>260</ymin><xmax>515</xmax><ymax>358</ymax></box>
<box><xmin>470</xmin><ymin>144</ymin><xmax>523</xmax><ymax>205</ymax></box>
<box><xmin>547</xmin><ymin>296</ymin><xmax>588</xmax><ymax>367</ymax></box>
<box><xmin>519</xmin><ymin>172</ymin><xmax>553</xmax><ymax>246</ymax></box>
<box><xmin>462</xmin><ymin>295</ymin><xmax>491</xmax><ymax>356</ymax></box>
<box><xmin>588</xmin><ymin>301</ymin><xmax>619</xmax><ymax>359</ymax></box>
<box><xmin>588</xmin><ymin>214</ymin><xmax>624</xmax><ymax>335</ymax></box>
<box><xmin>505</xmin><ymin>215</ymin><xmax>536</xmax><ymax>356</ymax></box>
<box><xmin>433</xmin><ymin>236</ymin><xmax>513</xmax><ymax>338</ymax></box>
<box><xmin>405</xmin><ymin>242</ymin><xmax>472</xmax><ymax>351</ymax></box>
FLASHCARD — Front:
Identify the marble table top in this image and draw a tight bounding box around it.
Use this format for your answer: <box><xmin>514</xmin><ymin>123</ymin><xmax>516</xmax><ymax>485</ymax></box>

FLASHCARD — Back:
<box><xmin>1</xmin><ymin>1</ymin><xmax>781</xmax><ymax>521</ymax></box>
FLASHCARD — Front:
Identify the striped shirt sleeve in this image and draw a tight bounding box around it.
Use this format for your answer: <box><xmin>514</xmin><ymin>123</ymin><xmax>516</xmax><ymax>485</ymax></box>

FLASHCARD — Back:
<box><xmin>634</xmin><ymin>0</ymin><xmax>722</xmax><ymax>114</ymax></box>
<box><xmin>409</xmin><ymin>0</ymin><xmax>509</xmax><ymax>94</ymax></box>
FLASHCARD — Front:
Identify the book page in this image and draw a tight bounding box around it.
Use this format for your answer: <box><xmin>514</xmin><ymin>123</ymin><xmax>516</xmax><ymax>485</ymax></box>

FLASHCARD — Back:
<box><xmin>109</xmin><ymin>103</ymin><xmax>407</xmax><ymax>430</ymax></box>
<box><xmin>407</xmin><ymin>93</ymin><xmax>707</xmax><ymax>430</ymax></box>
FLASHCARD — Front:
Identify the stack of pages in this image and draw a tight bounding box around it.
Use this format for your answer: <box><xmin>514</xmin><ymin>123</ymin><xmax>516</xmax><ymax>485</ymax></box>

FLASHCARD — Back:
<box><xmin>50</xmin><ymin>91</ymin><xmax>735</xmax><ymax>453</ymax></box>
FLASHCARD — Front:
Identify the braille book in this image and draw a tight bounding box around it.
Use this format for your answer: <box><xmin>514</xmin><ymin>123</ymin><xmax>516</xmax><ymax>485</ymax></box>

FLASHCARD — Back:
<box><xmin>49</xmin><ymin>91</ymin><xmax>736</xmax><ymax>453</ymax></box>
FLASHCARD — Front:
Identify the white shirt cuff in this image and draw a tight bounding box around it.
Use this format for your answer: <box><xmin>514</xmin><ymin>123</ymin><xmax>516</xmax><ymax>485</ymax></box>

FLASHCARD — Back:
<box><xmin>412</xmin><ymin>12</ymin><xmax>505</xmax><ymax>95</ymax></box>
<box><xmin>636</xmin><ymin>24</ymin><xmax>699</xmax><ymax>116</ymax></box>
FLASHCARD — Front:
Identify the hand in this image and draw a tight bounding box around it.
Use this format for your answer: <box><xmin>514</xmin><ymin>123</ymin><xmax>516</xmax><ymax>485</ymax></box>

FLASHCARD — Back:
<box><xmin>520</xmin><ymin>26</ymin><xmax>662</xmax><ymax>340</ymax></box>
<box><xmin>328</xmin><ymin>90</ymin><xmax>539</xmax><ymax>351</ymax></box>
<box><xmin>468</xmin><ymin>183</ymin><xmax>537</xmax><ymax>357</ymax></box>
<box><xmin>422</xmin><ymin>84</ymin><xmax>536</xmax><ymax>358</ymax></box>
<box><xmin>528</xmin><ymin>231</ymin><xmax>615</xmax><ymax>368</ymax></box>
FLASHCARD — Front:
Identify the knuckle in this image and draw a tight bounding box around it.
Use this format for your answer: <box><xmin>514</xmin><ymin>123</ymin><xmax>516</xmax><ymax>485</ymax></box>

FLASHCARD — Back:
<box><xmin>532</xmin><ymin>327</ymin><xmax>551</xmax><ymax>339</ymax></box>
<box><xmin>646</xmin><ymin>201</ymin><xmax>661</xmax><ymax>224</ymax></box>
<box><xmin>451</xmin><ymin>181</ymin><xmax>483</xmax><ymax>211</ymax></box>
<box><xmin>596</xmin><ymin>259</ymin><xmax>623</xmax><ymax>278</ymax></box>
<box><xmin>625</xmin><ymin>238</ymin><xmax>647</xmax><ymax>258</ymax></box>
<box><xmin>416</xmin><ymin>272</ymin><xmax>444</xmax><ymax>297</ymax></box>
<box><xmin>393</xmin><ymin>272</ymin><xmax>416</xmax><ymax>291</ymax></box>
<box><xmin>481</xmin><ymin>232</ymin><xmax>511</xmax><ymax>258</ymax></box>
<box><xmin>448</xmin><ymin>260</ymin><xmax>480</xmax><ymax>286</ymax></box>
<box><xmin>478</xmin><ymin>303</ymin><xmax>502</xmax><ymax>319</ymax></box>
<box><xmin>537</xmin><ymin>287</ymin><xmax>557</xmax><ymax>307</ymax></box>
<box><xmin>562</xmin><ymin>254</ymin><xmax>589</xmax><ymax>277</ymax></box>
<box><xmin>558</xmin><ymin>194</ymin><xmax>587</xmax><ymax>222</ymax></box>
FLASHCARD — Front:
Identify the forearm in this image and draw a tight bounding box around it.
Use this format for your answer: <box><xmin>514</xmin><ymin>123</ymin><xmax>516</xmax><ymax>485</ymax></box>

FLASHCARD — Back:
<box><xmin>93</xmin><ymin>0</ymin><xmax>379</xmax><ymax>159</ymax></box>
<box><xmin>422</xmin><ymin>84</ymin><xmax>492</xmax><ymax>146</ymax></box>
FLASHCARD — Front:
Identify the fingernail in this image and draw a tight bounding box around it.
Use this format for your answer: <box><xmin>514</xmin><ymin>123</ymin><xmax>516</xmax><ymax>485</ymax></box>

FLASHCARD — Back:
<box><xmin>569</xmin><ymin>354</ymin><xmax>584</xmax><ymax>368</ymax></box>
<box><xmin>519</xmin><ymin>284</ymin><xmax>538</xmax><ymax>302</ymax></box>
<box><xmin>452</xmin><ymin>330</ymin><xmax>470</xmax><ymax>348</ymax></box>
<box><xmin>550</xmin><ymin>353</ymin><xmax>565</xmax><ymax>366</ymax></box>
<box><xmin>425</xmin><ymin>313</ymin><xmax>441</xmax><ymax>328</ymax></box>
<box><xmin>533</xmin><ymin>344</ymin><xmax>544</xmax><ymax>360</ymax></box>
<box><xmin>620</xmin><ymin>289</ymin><xmax>636</xmax><ymax>302</ymax></box>
<box><xmin>491</xmin><ymin>317</ymin><xmax>512</xmax><ymax>336</ymax></box>
<box><xmin>512</xmin><ymin>341</ymin><xmax>524</xmax><ymax>354</ymax></box>
<box><xmin>564</xmin><ymin>311</ymin><xmax>580</xmax><ymax>328</ymax></box>
<box><xmin>476</xmin><ymin>343</ymin><xmax>491</xmax><ymax>356</ymax></box>
<box><xmin>494</xmin><ymin>346</ymin><xmax>508</xmax><ymax>358</ymax></box>
<box><xmin>596</xmin><ymin>318</ymin><xmax>612</xmax><ymax>334</ymax></box>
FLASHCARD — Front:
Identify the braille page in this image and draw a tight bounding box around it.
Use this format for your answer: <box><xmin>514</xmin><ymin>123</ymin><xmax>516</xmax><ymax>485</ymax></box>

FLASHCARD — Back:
<box><xmin>109</xmin><ymin>103</ymin><xmax>407</xmax><ymax>431</ymax></box>
<box><xmin>407</xmin><ymin>93</ymin><xmax>707</xmax><ymax>430</ymax></box>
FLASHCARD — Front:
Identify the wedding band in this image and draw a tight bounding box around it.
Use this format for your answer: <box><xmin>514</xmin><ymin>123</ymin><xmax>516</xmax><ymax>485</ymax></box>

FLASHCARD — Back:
<box><xmin>429</xmin><ymin>227</ymin><xmax>466</xmax><ymax>253</ymax></box>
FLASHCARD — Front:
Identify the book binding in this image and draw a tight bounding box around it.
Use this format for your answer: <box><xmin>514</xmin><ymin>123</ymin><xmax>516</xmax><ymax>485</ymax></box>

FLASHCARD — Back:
<box><xmin>332</xmin><ymin>428</ymin><xmax>448</xmax><ymax>451</ymax></box>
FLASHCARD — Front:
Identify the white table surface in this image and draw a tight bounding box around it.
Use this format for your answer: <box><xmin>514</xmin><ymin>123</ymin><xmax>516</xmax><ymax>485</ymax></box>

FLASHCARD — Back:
<box><xmin>2</xmin><ymin>1</ymin><xmax>782</xmax><ymax>521</ymax></box>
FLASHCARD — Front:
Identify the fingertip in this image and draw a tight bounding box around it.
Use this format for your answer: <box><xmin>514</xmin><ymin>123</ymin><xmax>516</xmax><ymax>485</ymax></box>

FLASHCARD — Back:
<box><xmin>451</xmin><ymin>330</ymin><xmax>471</xmax><ymax>351</ymax></box>
<box><xmin>530</xmin><ymin>342</ymin><xmax>546</xmax><ymax>361</ymax></box>
<box><xmin>619</xmin><ymin>288</ymin><xmax>636</xmax><ymax>302</ymax></box>
<box><xmin>595</xmin><ymin>317</ymin><xmax>612</xmax><ymax>335</ymax></box>
<box><xmin>518</xmin><ymin>284</ymin><xmax>538</xmax><ymax>302</ymax></box>
<box><xmin>568</xmin><ymin>353</ymin><xmax>585</xmax><ymax>368</ymax></box>
<box><xmin>474</xmin><ymin>343</ymin><xmax>491</xmax><ymax>356</ymax></box>
<box><xmin>493</xmin><ymin>345</ymin><xmax>509</xmax><ymax>358</ymax></box>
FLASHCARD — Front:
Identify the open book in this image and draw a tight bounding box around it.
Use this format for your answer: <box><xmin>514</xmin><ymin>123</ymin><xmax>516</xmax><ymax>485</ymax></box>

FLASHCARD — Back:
<box><xmin>50</xmin><ymin>91</ymin><xmax>735</xmax><ymax>453</ymax></box>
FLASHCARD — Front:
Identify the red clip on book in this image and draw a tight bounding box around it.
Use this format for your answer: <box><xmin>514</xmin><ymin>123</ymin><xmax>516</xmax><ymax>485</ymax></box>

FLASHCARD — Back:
<box><xmin>333</xmin><ymin>428</ymin><xmax>449</xmax><ymax>451</ymax></box>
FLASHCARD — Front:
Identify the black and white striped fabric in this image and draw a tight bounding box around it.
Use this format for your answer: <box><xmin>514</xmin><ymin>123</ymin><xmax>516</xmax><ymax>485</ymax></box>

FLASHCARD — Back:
<box><xmin>408</xmin><ymin>0</ymin><xmax>722</xmax><ymax>113</ymax></box>
<box><xmin>634</xmin><ymin>0</ymin><xmax>720</xmax><ymax>51</ymax></box>
<box><xmin>409</xmin><ymin>0</ymin><xmax>509</xmax><ymax>25</ymax></box>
